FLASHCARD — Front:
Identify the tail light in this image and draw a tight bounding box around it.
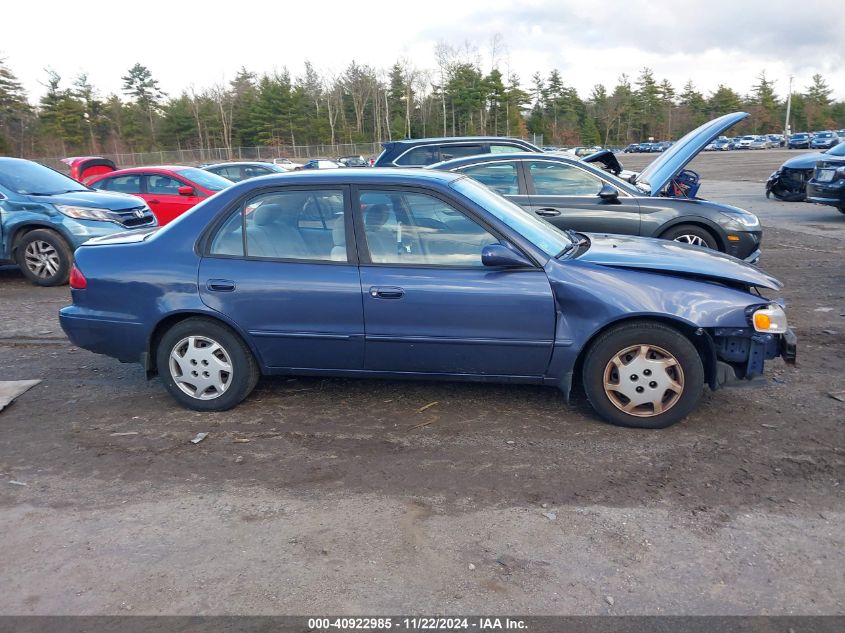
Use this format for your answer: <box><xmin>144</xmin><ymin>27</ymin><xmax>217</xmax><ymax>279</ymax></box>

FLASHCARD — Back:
<box><xmin>69</xmin><ymin>264</ymin><xmax>87</xmax><ymax>289</ymax></box>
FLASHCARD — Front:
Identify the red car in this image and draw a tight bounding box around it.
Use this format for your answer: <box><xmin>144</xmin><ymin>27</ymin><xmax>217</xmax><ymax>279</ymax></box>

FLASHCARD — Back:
<box><xmin>86</xmin><ymin>165</ymin><xmax>232</xmax><ymax>226</ymax></box>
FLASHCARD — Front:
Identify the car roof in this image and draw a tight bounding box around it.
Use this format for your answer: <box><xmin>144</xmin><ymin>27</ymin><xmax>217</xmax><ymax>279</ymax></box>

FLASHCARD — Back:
<box><xmin>225</xmin><ymin>168</ymin><xmax>463</xmax><ymax>188</ymax></box>
<box><xmin>205</xmin><ymin>162</ymin><xmax>275</xmax><ymax>168</ymax></box>
<box><xmin>94</xmin><ymin>166</ymin><xmax>193</xmax><ymax>175</ymax></box>
<box><xmin>430</xmin><ymin>151</ymin><xmax>582</xmax><ymax>170</ymax></box>
<box><xmin>383</xmin><ymin>136</ymin><xmax>536</xmax><ymax>146</ymax></box>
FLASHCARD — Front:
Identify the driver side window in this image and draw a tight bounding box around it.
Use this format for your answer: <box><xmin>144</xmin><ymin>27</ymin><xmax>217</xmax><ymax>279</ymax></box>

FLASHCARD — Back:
<box><xmin>359</xmin><ymin>190</ymin><xmax>498</xmax><ymax>267</ymax></box>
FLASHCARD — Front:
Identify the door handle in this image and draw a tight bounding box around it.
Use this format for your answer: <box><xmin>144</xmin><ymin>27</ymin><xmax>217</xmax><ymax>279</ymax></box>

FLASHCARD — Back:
<box><xmin>535</xmin><ymin>208</ymin><xmax>561</xmax><ymax>217</ymax></box>
<box><xmin>147</xmin><ymin>199</ymin><xmax>161</xmax><ymax>204</ymax></box>
<box><xmin>369</xmin><ymin>286</ymin><xmax>404</xmax><ymax>299</ymax></box>
<box><xmin>207</xmin><ymin>279</ymin><xmax>236</xmax><ymax>292</ymax></box>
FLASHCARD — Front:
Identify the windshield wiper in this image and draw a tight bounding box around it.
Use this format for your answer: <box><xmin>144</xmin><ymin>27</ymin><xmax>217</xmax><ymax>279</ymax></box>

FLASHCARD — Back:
<box><xmin>28</xmin><ymin>189</ymin><xmax>88</xmax><ymax>196</ymax></box>
<box><xmin>556</xmin><ymin>230</ymin><xmax>588</xmax><ymax>258</ymax></box>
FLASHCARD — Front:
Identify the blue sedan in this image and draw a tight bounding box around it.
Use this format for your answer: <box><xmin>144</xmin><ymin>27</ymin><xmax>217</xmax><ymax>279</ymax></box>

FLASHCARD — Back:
<box><xmin>60</xmin><ymin>169</ymin><xmax>796</xmax><ymax>428</ymax></box>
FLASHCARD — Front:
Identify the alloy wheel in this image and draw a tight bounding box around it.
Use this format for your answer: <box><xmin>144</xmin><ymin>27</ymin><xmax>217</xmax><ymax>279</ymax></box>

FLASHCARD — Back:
<box><xmin>169</xmin><ymin>335</ymin><xmax>233</xmax><ymax>400</ymax></box>
<box><xmin>603</xmin><ymin>344</ymin><xmax>685</xmax><ymax>417</ymax></box>
<box><xmin>24</xmin><ymin>240</ymin><xmax>61</xmax><ymax>279</ymax></box>
<box><xmin>673</xmin><ymin>234</ymin><xmax>709</xmax><ymax>248</ymax></box>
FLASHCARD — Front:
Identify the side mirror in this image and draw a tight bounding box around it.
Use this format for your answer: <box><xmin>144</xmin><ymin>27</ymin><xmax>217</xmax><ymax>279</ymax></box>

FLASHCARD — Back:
<box><xmin>482</xmin><ymin>243</ymin><xmax>534</xmax><ymax>268</ymax></box>
<box><xmin>598</xmin><ymin>183</ymin><xmax>619</xmax><ymax>203</ymax></box>
<box><xmin>177</xmin><ymin>185</ymin><xmax>195</xmax><ymax>196</ymax></box>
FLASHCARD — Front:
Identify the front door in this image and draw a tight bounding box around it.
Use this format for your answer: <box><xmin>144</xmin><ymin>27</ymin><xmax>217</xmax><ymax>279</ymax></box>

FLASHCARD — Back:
<box><xmin>523</xmin><ymin>159</ymin><xmax>641</xmax><ymax>236</ymax></box>
<box><xmin>199</xmin><ymin>186</ymin><xmax>364</xmax><ymax>370</ymax></box>
<box><xmin>143</xmin><ymin>174</ymin><xmax>200</xmax><ymax>225</ymax></box>
<box><xmin>355</xmin><ymin>187</ymin><xmax>556</xmax><ymax>377</ymax></box>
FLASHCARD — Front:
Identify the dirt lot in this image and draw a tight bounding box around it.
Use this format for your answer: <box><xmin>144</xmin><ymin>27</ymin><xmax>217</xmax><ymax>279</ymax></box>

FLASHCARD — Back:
<box><xmin>0</xmin><ymin>150</ymin><xmax>843</xmax><ymax>615</ymax></box>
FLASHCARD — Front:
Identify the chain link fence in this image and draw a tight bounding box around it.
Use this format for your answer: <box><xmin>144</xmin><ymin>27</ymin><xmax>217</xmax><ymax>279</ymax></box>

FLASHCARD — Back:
<box><xmin>36</xmin><ymin>142</ymin><xmax>387</xmax><ymax>171</ymax></box>
<box><xmin>36</xmin><ymin>135</ymin><xmax>545</xmax><ymax>171</ymax></box>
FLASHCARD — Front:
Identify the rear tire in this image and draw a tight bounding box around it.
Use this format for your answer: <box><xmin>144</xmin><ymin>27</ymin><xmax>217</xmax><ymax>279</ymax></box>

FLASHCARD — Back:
<box><xmin>156</xmin><ymin>317</ymin><xmax>259</xmax><ymax>411</ymax></box>
<box><xmin>660</xmin><ymin>224</ymin><xmax>719</xmax><ymax>250</ymax></box>
<box><xmin>582</xmin><ymin>321</ymin><xmax>705</xmax><ymax>429</ymax></box>
<box><xmin>15</xmin><ymin>229</ymin><xmax>72</xmax><ymax>286</ymax></box>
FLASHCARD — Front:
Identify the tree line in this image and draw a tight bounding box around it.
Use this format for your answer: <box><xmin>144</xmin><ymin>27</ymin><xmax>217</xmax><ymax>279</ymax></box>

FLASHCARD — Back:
<box><xmin>1</xmin><ymin>41</ymin><xmax>844</xmax><ymax>160</ymax></box>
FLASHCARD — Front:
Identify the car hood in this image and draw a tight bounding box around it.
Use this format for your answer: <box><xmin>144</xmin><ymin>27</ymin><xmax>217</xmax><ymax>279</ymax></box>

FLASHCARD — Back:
<box><xmin>575</xmin><ymin>233</ymin><xmax>782</xmax><ymax>290</ymax></box>
<box><xmin>780</xmin><ymin>151</ymin><xmax>830</xmax><ymax>170</ymax></box>
<box><xmin>26</xmin><ymin>189</ymin><xmax>146</xmax><ymax>211</ymax></box>
<box><xmin>83</xmin><ymin>227</ymin><xmax>159</xmax><ymax>245</ymax></box>
<box><xmin>636</xmin><ymin>112</ymin><xmax>749</xmax><ymax>196</ymax></box>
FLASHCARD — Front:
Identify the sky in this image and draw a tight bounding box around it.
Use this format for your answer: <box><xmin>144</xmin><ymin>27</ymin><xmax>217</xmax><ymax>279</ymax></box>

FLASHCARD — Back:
<box><xmin>3</xmin><ymin>0</ymin><xmax>844</xmax><ymax>103</ymax></box>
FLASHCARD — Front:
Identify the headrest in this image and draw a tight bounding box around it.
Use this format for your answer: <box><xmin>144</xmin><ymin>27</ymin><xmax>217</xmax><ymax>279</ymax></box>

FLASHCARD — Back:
<box><xmin>254</xmin><ymin>203</ymin><xmax>285</xmax><ymax>226</ymax></box>
<box><xmin>365</xmin><ymin>203</ymin><xmax>390</xmax><ymax>227</ymax></box>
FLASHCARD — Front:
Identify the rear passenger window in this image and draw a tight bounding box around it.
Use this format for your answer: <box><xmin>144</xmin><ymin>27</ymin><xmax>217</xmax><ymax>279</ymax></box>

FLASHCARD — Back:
<box><xmin>439</xmin><ymin>144</ymin><xmax>484</xmax><ymax>161</ymax></box>
<box><xmin>99</xmin><ymin>175</ymin><xmax>141</xmax><ymax>193</ymax></box>
<box><xmin>395</xmin><ymin>146</ymin><xmax>439</xmax><ymax>166</ymax></box>
<box><xmin>458</xmin><ymin>162</ymin><xmax>519</xmax><ymax>195</ymax></box>
<box><xmin>490</xmin><ymin>144</ymin><xmax>521</xmax><ymax>154</ymax></box>
<box><xmin>209</xmin><ymin>190</ymin><xmax>347</xmax><ymax>262</ymax></box>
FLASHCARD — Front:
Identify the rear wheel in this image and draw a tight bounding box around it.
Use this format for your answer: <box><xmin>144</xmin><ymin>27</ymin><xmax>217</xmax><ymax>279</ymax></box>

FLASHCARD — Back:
<box><xmin>582</xmin><ymin>321</ymin><xmax>705</xmax><ymax>429</ymax></box>
<box><xmin>15</xmin><ymin>229</ymin><xmax>73</xmax><ymax>286</ymax></box>
<box><xmin>660</xmin><ymin>224</ymin><xmax>719</xmax><ymax>250</ymax></box>
<box><xmin>156</xmin><ymin>317</ymin><xmax>259</xmax><ymax>411</ymax></box>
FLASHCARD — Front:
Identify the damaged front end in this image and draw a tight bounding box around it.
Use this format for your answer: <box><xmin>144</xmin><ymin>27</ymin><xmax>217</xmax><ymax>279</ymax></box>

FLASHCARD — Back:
<box><xmin>766</xmin><ymin>167</ymin><xmax>812</xmax><ymax>202</ymax></box>
<box><xmin>709</xmin><ymin>302</ymin><xmax>797</xmax><ymax>389</ymax></box>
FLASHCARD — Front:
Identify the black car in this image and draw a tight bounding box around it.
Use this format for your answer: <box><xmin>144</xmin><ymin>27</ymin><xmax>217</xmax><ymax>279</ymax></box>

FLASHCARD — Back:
<box><xmin>806</xmin><ymin>156</ymin><xmax>845</xmax><ymax>214</ymax></box>
<box><xmin>810</xmin><ymin>131</ymin><xmax>841</xmax><ymax>150</ymax></box>
<box><xmin>337</xmin><ymin>155</ymin><xmax>369</xmax><ymax>167</ymax></box>
<box><xmin>203</xmin><ymin>161</ymin><xmax>286</xmax><ymax>182</ymax></box>
<box><xmin>623</xmin><ymin>143</ymin><xmax>640</xmax><ymax>153</ymax></box>
<box><xmin>766</xmin><ymin>142</ymin><xmax>845</xmax><ymax>201</ymax></box>
<box><xmin>373</xmin><ymin>136</ymin><xmax>542</xmax><ymax>167</ymax></box>
<box><xmin>787</xmin><ymin>133</ymin><xmax>811</xmax><ymax>149</ymax></box>
<box><xmin>430</xmin><ymin>112</ymin><xmax>762</xmax><ymax>262</ymax></box>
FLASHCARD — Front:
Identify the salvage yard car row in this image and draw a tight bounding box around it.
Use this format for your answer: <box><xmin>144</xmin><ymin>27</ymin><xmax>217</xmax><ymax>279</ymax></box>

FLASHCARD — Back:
<box><xmin>0</xmin><ymin>110</ymin><xmax>808</xmax><ymax>429</ymax></box>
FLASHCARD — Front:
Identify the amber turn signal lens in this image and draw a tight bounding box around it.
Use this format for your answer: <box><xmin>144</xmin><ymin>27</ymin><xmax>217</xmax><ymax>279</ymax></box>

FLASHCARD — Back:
<box><xmin>727</xmin><ymin>235</ymin><xmax>740</xmax><ymax>242</ymax></box>
<box><xmin>753</xmin><ymin>312</ymin><xmax>771</xmax><ymax>330</ymax></box>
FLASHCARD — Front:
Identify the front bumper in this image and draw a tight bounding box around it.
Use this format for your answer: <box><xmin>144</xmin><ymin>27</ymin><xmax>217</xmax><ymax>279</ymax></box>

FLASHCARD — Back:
<box><xmin>711</xmin><ymin>327</ymin><xmax>796</xmax><ymax>388</ymax></box>
<box><xmin>806</xmin><ymin>180</ymin><xmax>845</xmax><ymax>208</ymax></box>
<box><xmin>723</xmin><ymin>229</ymin><xmax>762</xmax><ymax>262</ymax></box>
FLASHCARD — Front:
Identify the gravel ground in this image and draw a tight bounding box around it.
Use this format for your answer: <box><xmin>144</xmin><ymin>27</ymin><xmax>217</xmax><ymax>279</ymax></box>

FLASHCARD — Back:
<box><xmin>0</xmin><ymin>150</ymin><xmax>843</xmax><ymax>615</ymax></box>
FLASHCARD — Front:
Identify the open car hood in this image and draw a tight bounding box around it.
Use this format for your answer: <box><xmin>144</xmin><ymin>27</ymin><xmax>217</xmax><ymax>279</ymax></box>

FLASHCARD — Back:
<box><xmin>576</xmin><ymin>233</ymin><xmax>782</xmax><ymax>290</ymax></box>
<box><xmin>636</xmin><ymin>112</ymin><xmax>749</xmax><ymax>196</ymax></box>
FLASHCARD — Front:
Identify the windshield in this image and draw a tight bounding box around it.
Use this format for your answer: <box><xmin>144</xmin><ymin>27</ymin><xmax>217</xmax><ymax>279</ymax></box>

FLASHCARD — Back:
<box><xmin>175</xmin><ymin>167</ymin><xmax>232</xmax><ymax>191</ymax></box>
<box><xmin>826</xmin><ymin>142</ymin><xmax>845</xmax><ymax>156</ymax></box>
<box><xmin>817</xmin><ymin>133</ymin><xmax>833</xmax><ymax>138</ymax></box>
<box><xmin>0</xmin><ymin>160</ymin><xmax>88</xmax><ymax>195</ymax></box>
<box><xmin>450</xmin><ymin>176</ymin><xmax>573</xmax><ymax>258</ymax></box>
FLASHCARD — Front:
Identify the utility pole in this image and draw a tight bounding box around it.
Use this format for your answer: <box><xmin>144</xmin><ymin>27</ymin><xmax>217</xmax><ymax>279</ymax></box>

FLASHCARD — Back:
<box><xmin>784</xmin><ymin>75</ymin><xmax>793</xmax><ymax>137</ymax></box>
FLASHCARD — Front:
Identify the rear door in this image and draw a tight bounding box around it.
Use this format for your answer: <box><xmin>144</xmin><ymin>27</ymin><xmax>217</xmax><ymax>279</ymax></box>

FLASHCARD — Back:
<box><xmin>523</xmin><ymin>159</ymin><xmax>641</xmax><ymax>236</ymax></box>
<box><xmin>199</xmin><ymin>186</ymin><xmax>364</xmax><ymax>370</ymax></box>
<box><xmin>144</xmin><ymin>173</ymin><xmax>199</xmax><ymax>225</ymax></box>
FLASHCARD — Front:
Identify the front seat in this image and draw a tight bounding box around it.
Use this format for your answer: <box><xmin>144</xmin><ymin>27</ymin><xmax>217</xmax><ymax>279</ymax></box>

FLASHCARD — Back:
<box><xmin>364</xmin><ymin>204</ymin><xmax>396</xmax><ymax>263</ymax></box>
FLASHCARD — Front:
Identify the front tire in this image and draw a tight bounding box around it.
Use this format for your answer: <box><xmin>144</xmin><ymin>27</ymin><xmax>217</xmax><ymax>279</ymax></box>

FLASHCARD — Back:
<box><xmin>582</xmin><ymin>321</ymin><xmax>705</xmax><ymax>429</ymax></box>
<box><xmin>156</xmin><ymin>317</ymin><xmax>259</xmax><ymax>411</ymax></box>
<box><xmin>660</xmin><ymin>224</ymin><xmax>719</xmax><ymax>250</ymax></box>
<box><xmin>15</xmin><ymin>229</ymin><xmax>72</xmax><ymax>286</ymax></box>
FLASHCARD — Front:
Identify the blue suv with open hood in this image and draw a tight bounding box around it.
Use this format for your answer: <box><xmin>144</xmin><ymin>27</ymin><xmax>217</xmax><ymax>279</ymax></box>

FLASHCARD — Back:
<box><xmin>0</xmin><ymin>157</ymin><xmax>157</xmax><ymax>286</ymax></box>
